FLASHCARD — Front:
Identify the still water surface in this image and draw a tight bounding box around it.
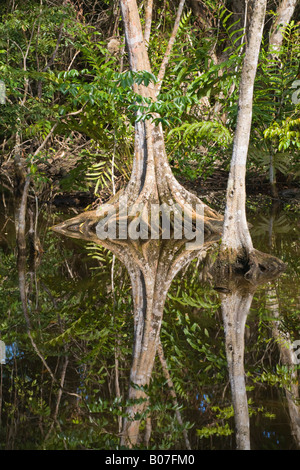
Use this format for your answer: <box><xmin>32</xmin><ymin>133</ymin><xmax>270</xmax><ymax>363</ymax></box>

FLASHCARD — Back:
<box><xmin>0</xmin><ymin>191</ymin><xmax>299</xmax><ymax>450</ymax></box>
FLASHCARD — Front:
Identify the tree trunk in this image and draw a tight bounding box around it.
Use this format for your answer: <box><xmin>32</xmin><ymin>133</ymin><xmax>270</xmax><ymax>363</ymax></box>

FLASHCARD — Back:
<box><xmin>221</xmin><ymin>0</ymin><xmax>266</xmax><ymax>257</ymax></box>
<box><xmin>220</xmin><ymin>282</ymin><xmax>252</xmax><ymax>450</ymax></box>
<box><xmin>52</xmin><ymin>211</ymin><xmax>218</xmax><ymax>447</ymax></box>
<box><xmin>267</xmin><ymin>0</ymin><xmax>297</xmax><ymax>197</ymax></box>
<box><xmin>53</xmin><ymin>0</ymin><xmax>223</xmax><ymax>247</ymax></box>
<box><xmin>118</xmin><ymin>0</ymin><xmax>222</xmax><ymax>232</ymax></box>
<box><xmin>219</xmin><ymin>0</ymin><xmax>285</xmax><ymax>280</ymax></box>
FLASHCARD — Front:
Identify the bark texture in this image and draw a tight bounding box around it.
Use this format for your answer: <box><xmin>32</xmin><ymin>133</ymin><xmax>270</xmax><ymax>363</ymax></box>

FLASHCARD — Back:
<box><xmin>53</xmin><ymin>0</ymin><xmax>223</xmax><ymax>247</ymax></box>
<box><xmin>269</xmin><ymin>0</ymin><xmax>298</xmax><ymax>53</ymax></box>
<box><xmin>219</xmin><ymin>0</ymin><xmax>285</xmax><ymax>280</ymax></box>
<box><xmin>268</xmin><ymin>0</ymin><xmax>297</xmax><ymax>198</ymax></box>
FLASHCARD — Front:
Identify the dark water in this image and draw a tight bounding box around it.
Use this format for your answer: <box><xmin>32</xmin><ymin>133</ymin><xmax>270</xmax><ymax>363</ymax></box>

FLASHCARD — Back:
<box><xmin>0</xmin><ymin>188</ymin><xmax>299</xmax><ymax>450</ymax></box>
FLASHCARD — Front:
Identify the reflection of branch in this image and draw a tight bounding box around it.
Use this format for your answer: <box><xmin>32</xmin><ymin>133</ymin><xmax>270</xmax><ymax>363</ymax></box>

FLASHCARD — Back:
<box><xmin>219</xmin><ymin>282</ymin><xmax>253</xmax><ymax>450</ymax></box>
<box><xmin>45</xmin><ymin>356</ymin><xmax>69</xmax><ymax>441</ymax></box>
<box><xmin>157</xmin><ymin>340</ymin><xmax>191</xmax><ymax>450</ymax></box>
<box><xmin>17</xmin><ymin>252</ymin><xmax>55</xmax><ymax>381</ymax></box>
<box><xmin>267</xmin><ymin>282</ymin><xmax>300</xmax><ymax>447</ymax></box>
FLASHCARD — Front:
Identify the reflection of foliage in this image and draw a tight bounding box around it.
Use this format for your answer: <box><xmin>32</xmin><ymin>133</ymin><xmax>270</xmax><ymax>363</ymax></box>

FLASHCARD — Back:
<box><xmin>197</xmin><ymin>422</ymin><xmax>233</xmax><ymax>439</ymax></box>
<box><xmin>249</xmin><ymin>144</ymin><xmax>294</xmax><ymax>178</ymax></box>
<box><xmin>163</xmin><ymin>259</ymin><xmax>225</xmax><ymax>384</ymax></box>
<box><xmin>0</xmin><ymin>204</ymin><xmax>299</xmax><ymax>449</ymax></box>
<box><xmin>251</xmin><ymin>213</ymin><xmax>296</xmax><ymax>237</ymax></box>
<box><xmin>0</xmin><ymin>224</ymin><xmax>132</xmax><ymax>449</ymax></box>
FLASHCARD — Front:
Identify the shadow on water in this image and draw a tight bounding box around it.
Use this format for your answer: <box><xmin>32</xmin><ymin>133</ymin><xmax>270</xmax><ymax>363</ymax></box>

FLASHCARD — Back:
<box><xmin>0</xmin><ymin>183</ymin><xmax>299</xmax><ymax>450</ymax></box>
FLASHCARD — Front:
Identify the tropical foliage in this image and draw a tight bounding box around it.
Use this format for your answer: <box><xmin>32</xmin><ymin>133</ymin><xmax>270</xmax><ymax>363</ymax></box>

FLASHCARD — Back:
<box><xmin>0</xmin><ymin>1</ymin><xmax>299</xmax><ymax>190</ymax></box>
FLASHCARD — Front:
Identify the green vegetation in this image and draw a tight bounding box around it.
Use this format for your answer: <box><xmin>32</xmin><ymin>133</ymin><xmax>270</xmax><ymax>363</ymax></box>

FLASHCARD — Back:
<box><xmin>0</xmin><ymin>208</ymin><xmax>298</xmax><ymax>449</ymax></box>
<box><xmin>0</xmin><ymin>1</ymin><xmax>299</xmax><ymax>192</ymax></box>
<box><xmin>0</xmin><ymin>0</ymin><xmax>299</xmax><ymax>451</ymax></box>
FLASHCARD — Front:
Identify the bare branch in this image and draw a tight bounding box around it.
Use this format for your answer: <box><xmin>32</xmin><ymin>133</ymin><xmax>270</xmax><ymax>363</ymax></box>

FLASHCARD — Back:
<box><xmin>32</xmin><ymin>123</ymin><xmax>58</xmax><ymax>160</ymax></box>
<box><xmin>42</xmin><ymin>22</ymin><xmax>64</xmax><ymax>72</ymax></box>
<box><xmin>157</xmin><ymin>340</ymin><xmax>191</xmax><ymax>450</ymax></box>
<box><xmin>144</xmin><ymin>0</ymin><xmax>153</xmax><ymax>47</ymax></box>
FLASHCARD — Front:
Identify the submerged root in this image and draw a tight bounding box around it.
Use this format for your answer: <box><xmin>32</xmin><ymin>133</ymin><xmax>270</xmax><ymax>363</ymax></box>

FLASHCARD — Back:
<box><xmin>215</xmin><ymin>246</ymin><xmax>286</xmax><ymax>284</ymax></box>
<box><xmin>53</xmin><ymin>182</ymin><xmax>224</xmax><ymax>243</ymax></box>
<box><xmin>245</xmin><ymin>248</ymin><xmax>286</xmax><ymax>283</ymax></box>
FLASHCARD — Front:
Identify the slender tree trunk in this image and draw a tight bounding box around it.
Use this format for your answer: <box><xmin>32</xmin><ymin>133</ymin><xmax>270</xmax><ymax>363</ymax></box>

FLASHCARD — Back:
<box><xmin>116</xmin><ymin>236</ymin><xmax>212</xmax><ymax>447</ymax></box>
<box><xmin>269</xmin><ymin>0</ymin><xmax>298</xmax><ymax>53</ymax></box>
<box><xmin>220</xmin><ymin>285</ymin><xmax>252</xmax><ymax>450</ymax></box>
<box><xmin>269</xmin><ymin>151</ymin><xmax>279</xmax><ymax>199</ymax></box>
<box><xmin>219</xmin><ymin>0</ymin><xmax>285</xmax><ymax>280</ymax></box>
<box><xmin>268</xmin><ymin>0</ymin><xmax>298</xmax><ymax>197</ymax></box>
<box><xmin>265</xmin><ymin>207</ymin><xmax>300</xmax><ymax>448</ymax></box>
<box><xmin>157</xmin><ymin>340</ymin><xmax>191</xmax><ymax>450</ymax></box>
<box><xmin>221</xmin><ymin>0</ymin><xmax>266</xmax><ymax>257</ymax></box>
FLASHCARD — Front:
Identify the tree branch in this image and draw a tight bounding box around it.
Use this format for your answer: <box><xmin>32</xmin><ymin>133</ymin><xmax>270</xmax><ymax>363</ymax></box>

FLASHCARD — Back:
<box><xmin>155</xmin><ymin>0</ymin><xmax>186</xmax><ymax>95</ymax></box>
<box><xmin>32</xmin><ymin>123</ymin><xmax>58</xmax><ymax>160</ymax></box>
<box><xmin>144</xmin><ymin>0</ymin><xmax>153</xmax><ymax>47</ymax></box>
<box><xmin>269</xmin><ymin>0</ymin><xmax>298</xmax><ymax>53</ymax></box>
<box><xmin>42</xmin><ymin>22</ymin><xmax>64</xmax><ymax>72</ymax></box>
<box><xmin>157</xmin><ymin>339</ymin><xmax>191</xmax><ymax>450</ymax></box>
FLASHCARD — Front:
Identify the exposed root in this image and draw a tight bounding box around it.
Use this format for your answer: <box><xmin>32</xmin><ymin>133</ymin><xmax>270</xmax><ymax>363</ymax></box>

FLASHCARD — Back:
<box><xmin>53</xmin><ymin>180</ymin><xmax>224</xmax><ymax>243</ymax></box>
<box><xmin>245</xmin><ymin>248</ymin><xmax>286</xmax><ymax>283</ymax></box>
<box><xmin>215</xmin><ymin>246</ymin><xmax>286</xmax><ymax>284</ymax></box>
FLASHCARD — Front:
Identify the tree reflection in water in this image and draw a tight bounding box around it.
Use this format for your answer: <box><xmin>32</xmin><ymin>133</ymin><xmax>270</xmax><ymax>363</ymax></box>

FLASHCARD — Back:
<box><xmin>53</xmin><ymin>215</ymin><xmax>218</xmax><ymax>447</ymax></box>
<box><xmin>2</xmin><ymin>186</ymin><xmax>298</xmax><ymax>449</ymax></box>
<box><xmin>52</xmin><ymin>211</ymin><xmax>289</xmax><ymax>450</ymax></box>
